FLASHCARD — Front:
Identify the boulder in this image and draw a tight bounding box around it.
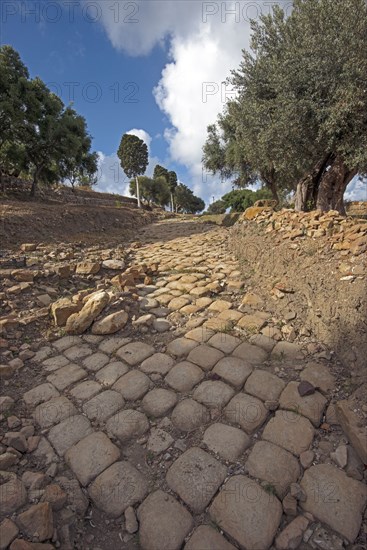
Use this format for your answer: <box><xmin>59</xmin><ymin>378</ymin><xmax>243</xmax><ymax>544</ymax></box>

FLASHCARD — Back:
<box><xmin>50</xmin><ymin>298</ymin><xmax>82</xmax><ymax>327</ymax></box>
<box><xmin>92</xmin><ymin>310</ymin><xmax>128</xmax><ymax>335</ymax></box>
<box><xmin>66</xmin><ymin>291</ymin><xmax>109</xmax><ymax>334</ymax></box>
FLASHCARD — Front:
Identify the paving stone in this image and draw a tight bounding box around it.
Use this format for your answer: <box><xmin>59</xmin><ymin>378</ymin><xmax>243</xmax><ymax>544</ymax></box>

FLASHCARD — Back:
<box><xmin>141</xmin><ymin>388</ymin><xmax>178</xmax><ymax>417</ymax></box>
<box><xmin>171</xmin><ymin>399</ymin><xmax>210</xmax><ymax>432</ymax></box>
<box><xmin>166</xmin><ymin>447</ymin><xmax>226</xmax><ymax>513</ymax></box>
<box><xmin>153</xmin><ymin>318</ymin><xmax>171</xmax><ymax>332</ymax></box>
<box><xmin>203</xmin><ymin>423</ymin><xmax>250</xmax><ymax>461</ymax></box>
<box><xmin>31</xmin><ymin>345</ymin><xmax>53</xmax><ymax>363</ymax></box>
<box><xmin>63</xmin><ymin>344</ymin><xmax>93</xmax><ymax>361</ymax></box>
<box><xmin>98</xmin><ymin>336</ymin><xmax>131</xmax><ymax>354</ymax></box>
<box><xmin>139</xmin><ymin>353</ymin><xmax>175</xmax><ymax>375</ymax></box>
<box><xmin>187</xmin><ymin>345</ymin><xmax>224</xmax><ymax>371</ymax></box>
<box><xmin>89</xmin><ymin>461</ymin><xmax>148</xmax><ymax>518</ymax></box>
<box><xmin>147</xmin><ymin>429</ymin><xmax>174</xmax><ymax>454</ymax></box>
<box><xmin>166</xmin><ymin>337</ymin><xmax>198</xmax><ymax>358</ymax></box>
<box><xmin>113</xmin><ymin>370</ymin><xmax>150</xmax><ymax>400</ymax></box>
<box><xmin>262</xmin><ymin>410</ymin><xmax>314</xmax><ymax>456</ymax></box>
<box><xmin>237</xmin><ymin>312</ymin><xmax>269</xmax><ymax>331</ymax></box>
<box><xmin>246</xmin><ymin>441</ymin><xmax>301</xmax><ymax>498</ymax></box>
<box><xmin>300</xmin><ymin>362</ymin><xmax>336</xmax><ymax>393</ymax></box>
<box><xmin>204</xmin><ymin>317</ymin><xmax>233</xmax><ymax>331</ymax></box>
<box><xmin>207</xmin><ymin>333</ymin><xmax>241</xmax><ymax>354</ymax></box>
<box><xmin>249</xmin><ymin>333</ymin><xmax>276</xmax><ymax>352</ymax></box>
<box><xmin>83</xmin><ymin>390</ymin><xmax>124</xmax><ymax>422</ymax></box>
<box><xmin>82</xmin><ymin>352</ymin><xmax>109</xmax><ymax>372</ymax></box>
<box><xmin>52</xmin><ymin>335</ymin><xmax>82</xmax><ymax>351</ymax></box>
<box><xmin>168</xmin><ymin>297</ymin><xmax>190</xmax><ymax>310</ymax></box>
<box><xmin>83</xmin><ymin>334</ymin><xmax>103</xmax><ymax>344</ymax></box>
<box><xmin>232</xmin><ymin>342</ymin><xmax>268</xmax><ymax>365</ymax></box>
<box><xmin>94</xmin><ymin>361</ymin><xmax>129</xmax><ymax>387</ymax></box>
<box><xmin>195</xmin><ymin>296</ymin><xmax>213</xmax><ymax>308</ymax></box>
<box><xmin>138</xmin><ymin>490</ymin><xmax>193</xmax><ymax>550</ymax></box>
<box><xmin>34</xmin><ymin>397</ymin><xmax>77</xmax><ymax>428</ymax></box>
<box><xmin>271</xmin><ymin>341</ymin><xmax>303</xmax><ymax>360</ymax></box>
<box><xmin>69</xmin><ymin>380</ymin><xmax>101</xmax><ymax>401</ymax></box>
<box><xmin>193</xmin><ymin>381</ymin><xmax>235</xmax><ymax>409</ymax></box>
<box><xmin>217</xmin><ymin>309</ymin><xmax>244</xmax><ymax>322</ymax></box>
<box><xmin>23</xmin><ymin>383</ymin><xmax>60</xmax><ymax>407</ymax></box>
<box><xmin>150</xmin><ymin>306</ymin><xmax>170</xmax><ymax>317</ymax></box>
<box><xmin>208</xmin><ymin>299</ymin><xmax>232</xmax><ymax>312</ymax></box>
<box><xmin>224</xmin><ymin>393</ymin><xmax>269</xmax><ymax>433</ymax></box>
<box><xmin>0</xmin><ymin>473</ymin><xmax>27</xmax><ymax>515</ymax></box>
<box><xmin>46</xmin><ymin>364</ymin><xmax>86</xmax><ymax>391</ymax></box>
<box><xmin>245</xmin><ymin>369</ymin><xmax>286</xmax><ymax>402</ymax></box>
<box><xmin>42</xmin><ymin>355</ymin><xmax>70</xmax><ymax>372</ymax></box>
<box><xmin>65</xmin><ymin>431</ymin><xmax>120</xmax><ymax>486</ymax></box>
<box><xmin>115</xmin><ymin>341</ymin><xmax>155</xmax><ymax>365</ymax></box>
<box><xmin>47</xmin><ymin>415</ymin><xmax>93</xmax><ymax>456</ymax></box>
<box><xmin>209</xmin><ymin>475</ymin><xmax>282</xmax><ymax>550</ymax></box>
<box><xmin>279</xmin><ymin>381</ymin><xmax>327</xmax><ymax>426</ymax></box>
<box><xmin>300</xmin><ymin>464</ymin><xmax>367</xmax><ymax>543</ymax></box>
<box><xmin>165</xmin><ymin>361</ymin><xmax>204</xmax><ymax>392</ymax></box>
<box><xmin>184</xmin><ymin>525</ymin><xmax>236</xmax><ymax>550</ymax></box>
<box><xmin>212</xmin><ymin>357</ymin><xmax>253</xmax><ymax>389</ymax></box>
<box><xmin>107</xmin><ymin>409</ymin><xmax>150</xmax><ymax>442</ymax></box>
<box><xmin>184</xmin><ymin>327</ymin><xmax>214</xmax><ymax>343</ymax></box>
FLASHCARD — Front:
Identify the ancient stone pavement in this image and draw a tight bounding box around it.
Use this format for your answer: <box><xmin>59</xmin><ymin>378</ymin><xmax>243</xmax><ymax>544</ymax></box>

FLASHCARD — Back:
<box><xmin>1</xmin><ymin>220</ymin><xmax>366</xmax><ymax>550</ymax></box>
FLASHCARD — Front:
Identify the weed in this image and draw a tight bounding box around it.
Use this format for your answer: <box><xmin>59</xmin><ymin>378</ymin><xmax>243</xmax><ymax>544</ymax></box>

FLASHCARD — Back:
<box><xmin>263</xmin><ymin>483</ymin><xmax>277</xmax><ymax>496</ymax></box>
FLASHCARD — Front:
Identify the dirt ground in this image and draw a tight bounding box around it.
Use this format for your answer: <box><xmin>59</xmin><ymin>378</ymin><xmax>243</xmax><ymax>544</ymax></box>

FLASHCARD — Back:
<box><xmin>227</xmin><ymin>221</ymin><xmax>367</xmax><ymax>380</ymax></box>
<box><xmin>0</xmin><ymin>200</ymin><xmax>158</xmax><ymax>250</ymax></box>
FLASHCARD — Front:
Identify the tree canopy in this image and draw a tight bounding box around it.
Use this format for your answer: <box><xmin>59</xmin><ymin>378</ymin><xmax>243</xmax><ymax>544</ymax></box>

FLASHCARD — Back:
<box><xmin>117</xmin><ymin>134</ymin><xmax>148</xmax><ymax>208</ymax></box>
<box><xmin>175</xmin><ymin>184</ymin><xmax>205</xmax><ymax>214</ymax></box>
<box><xmin>0</xmin><ymin>45</ymin><xmax>98</xmax><ymax>196</ymax></box>
<box><xmin>129</xmin><ymin>175</ymin><xmax>170</xmax><ymax>207</ymax></box>
<box><xmin>203</xmin><ymin>0</ymin><xmax>367</xmax><ymax>214</ymax></box>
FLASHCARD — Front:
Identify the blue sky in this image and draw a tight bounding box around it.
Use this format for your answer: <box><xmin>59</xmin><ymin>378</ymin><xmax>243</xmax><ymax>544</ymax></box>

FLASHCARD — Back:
<box><xmin>1</xmin><ymin>0</ymin><xmax>365</xmax><ymax>205</ymax></box>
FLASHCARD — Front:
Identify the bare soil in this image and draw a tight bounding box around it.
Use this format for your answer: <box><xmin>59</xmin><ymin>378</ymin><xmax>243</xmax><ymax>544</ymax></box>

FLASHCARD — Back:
<box><xmin>0</xmin><ymin>200</ymin><xmax>158</xmax><ymax>250</ymax></box>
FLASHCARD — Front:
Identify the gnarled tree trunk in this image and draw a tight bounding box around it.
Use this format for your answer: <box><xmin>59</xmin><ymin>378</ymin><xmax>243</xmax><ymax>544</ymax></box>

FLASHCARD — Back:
<box><xmin>294</xmin><ymin>153</ymin><xmax>335</xmax><ymax>211</ymax></box>
<box><xmin>316</xmin><ymin>156</ymin><xmax>357</xmax><ymax>215</ymax></box>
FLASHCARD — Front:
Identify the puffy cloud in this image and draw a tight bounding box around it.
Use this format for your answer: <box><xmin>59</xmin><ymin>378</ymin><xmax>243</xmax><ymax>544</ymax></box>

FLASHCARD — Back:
<box><xmin>93</xmin><ymin>1</ymin><xmax>283</xmax><ymax>204</ymax></box>
<box><xmin>345</xmin><ymin>176</ymin><xmax>367</xmax><ymax>202</ymax></box>
<box><xmin>126</xmin><ymin>128</ymin><xmax>152</xmax><ymax>150</ymax></box>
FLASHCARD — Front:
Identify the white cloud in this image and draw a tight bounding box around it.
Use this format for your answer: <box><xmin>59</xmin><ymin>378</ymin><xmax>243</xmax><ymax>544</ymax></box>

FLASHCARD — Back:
<box><xmin>345</xmin><ymin>176</ymin><xmax>367</xmax><ymax>202</ymax></box>
<box><xmin>126</xmin><ymin>128</ymin><xmax>152</xmax><ymax>150</ymax></box>
<box><xmin>93</xmin><ymin>1</ymin><xmax>324</xmax><ymax>207</ymax></box>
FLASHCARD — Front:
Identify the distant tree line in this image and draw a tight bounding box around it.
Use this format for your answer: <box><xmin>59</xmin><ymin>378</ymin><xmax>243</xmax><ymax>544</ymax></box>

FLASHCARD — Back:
<box><xmin>117</xmin><ymin>133</ymin><xmax>205</xmax><ymax>213</ymax></box>
<box><xmin>203</xmin><ymin>0</ymin><xmax>367</xmax><ymax>215</ymax></box>
<box><xmin>207</xmin><ymin>187</ymin><xmax>274</xmax><ymax>214</ymax></box>
<box><xmin>0</xmin><ymin>45</ymin><xmax>98</xmax><ymax>196</ymax></box>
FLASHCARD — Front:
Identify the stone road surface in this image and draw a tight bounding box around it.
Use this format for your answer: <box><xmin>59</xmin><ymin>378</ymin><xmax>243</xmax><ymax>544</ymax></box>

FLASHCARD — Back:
<box><xmin>1</xmin><ymin>220</ymin><xmax>366</xmax><ymax>550</ymax></box>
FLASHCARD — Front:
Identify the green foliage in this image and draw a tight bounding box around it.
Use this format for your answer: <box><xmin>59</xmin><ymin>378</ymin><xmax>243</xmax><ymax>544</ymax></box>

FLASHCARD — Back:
<box><xmin>153</xmin><ymin>164</ymin><xmax>169</xmax><ymax>183</ymax></box>
<box><xmin>207</xmin><ymin>199</ymin><xmax>227</xmax><ymax>214</ymax></box>
<box><xmin>0</xmin><ymin>45</ymin><xmax>98</xmax><ymax>196</ymax></box>
<box><xmin>129</xmin><ymin>175</ymin><xmax>170</xmax><ymax>207</ymax></box>
<box><xmin>203</xmin><ymin>0</ymin><xmax>367</xmax><ymax>211</ymax></box>
<box><xmin>222</xmin><ymin>188</ymin><xmax>272</xmax><ymax>211</ymax></box>
<box><xmin>117</xmin><ymin>134</ymin><xmax>148</xmax><ymax>180</ymax></box>
<box><xmin>118</xmin><ymin>134</ymin><xmax>148</xmax><ymax>207</ymax></box>
<box><xmin>175</xmin><ymin>184</ymin><xmax>205</xmax><ymax>214</ymax></box>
